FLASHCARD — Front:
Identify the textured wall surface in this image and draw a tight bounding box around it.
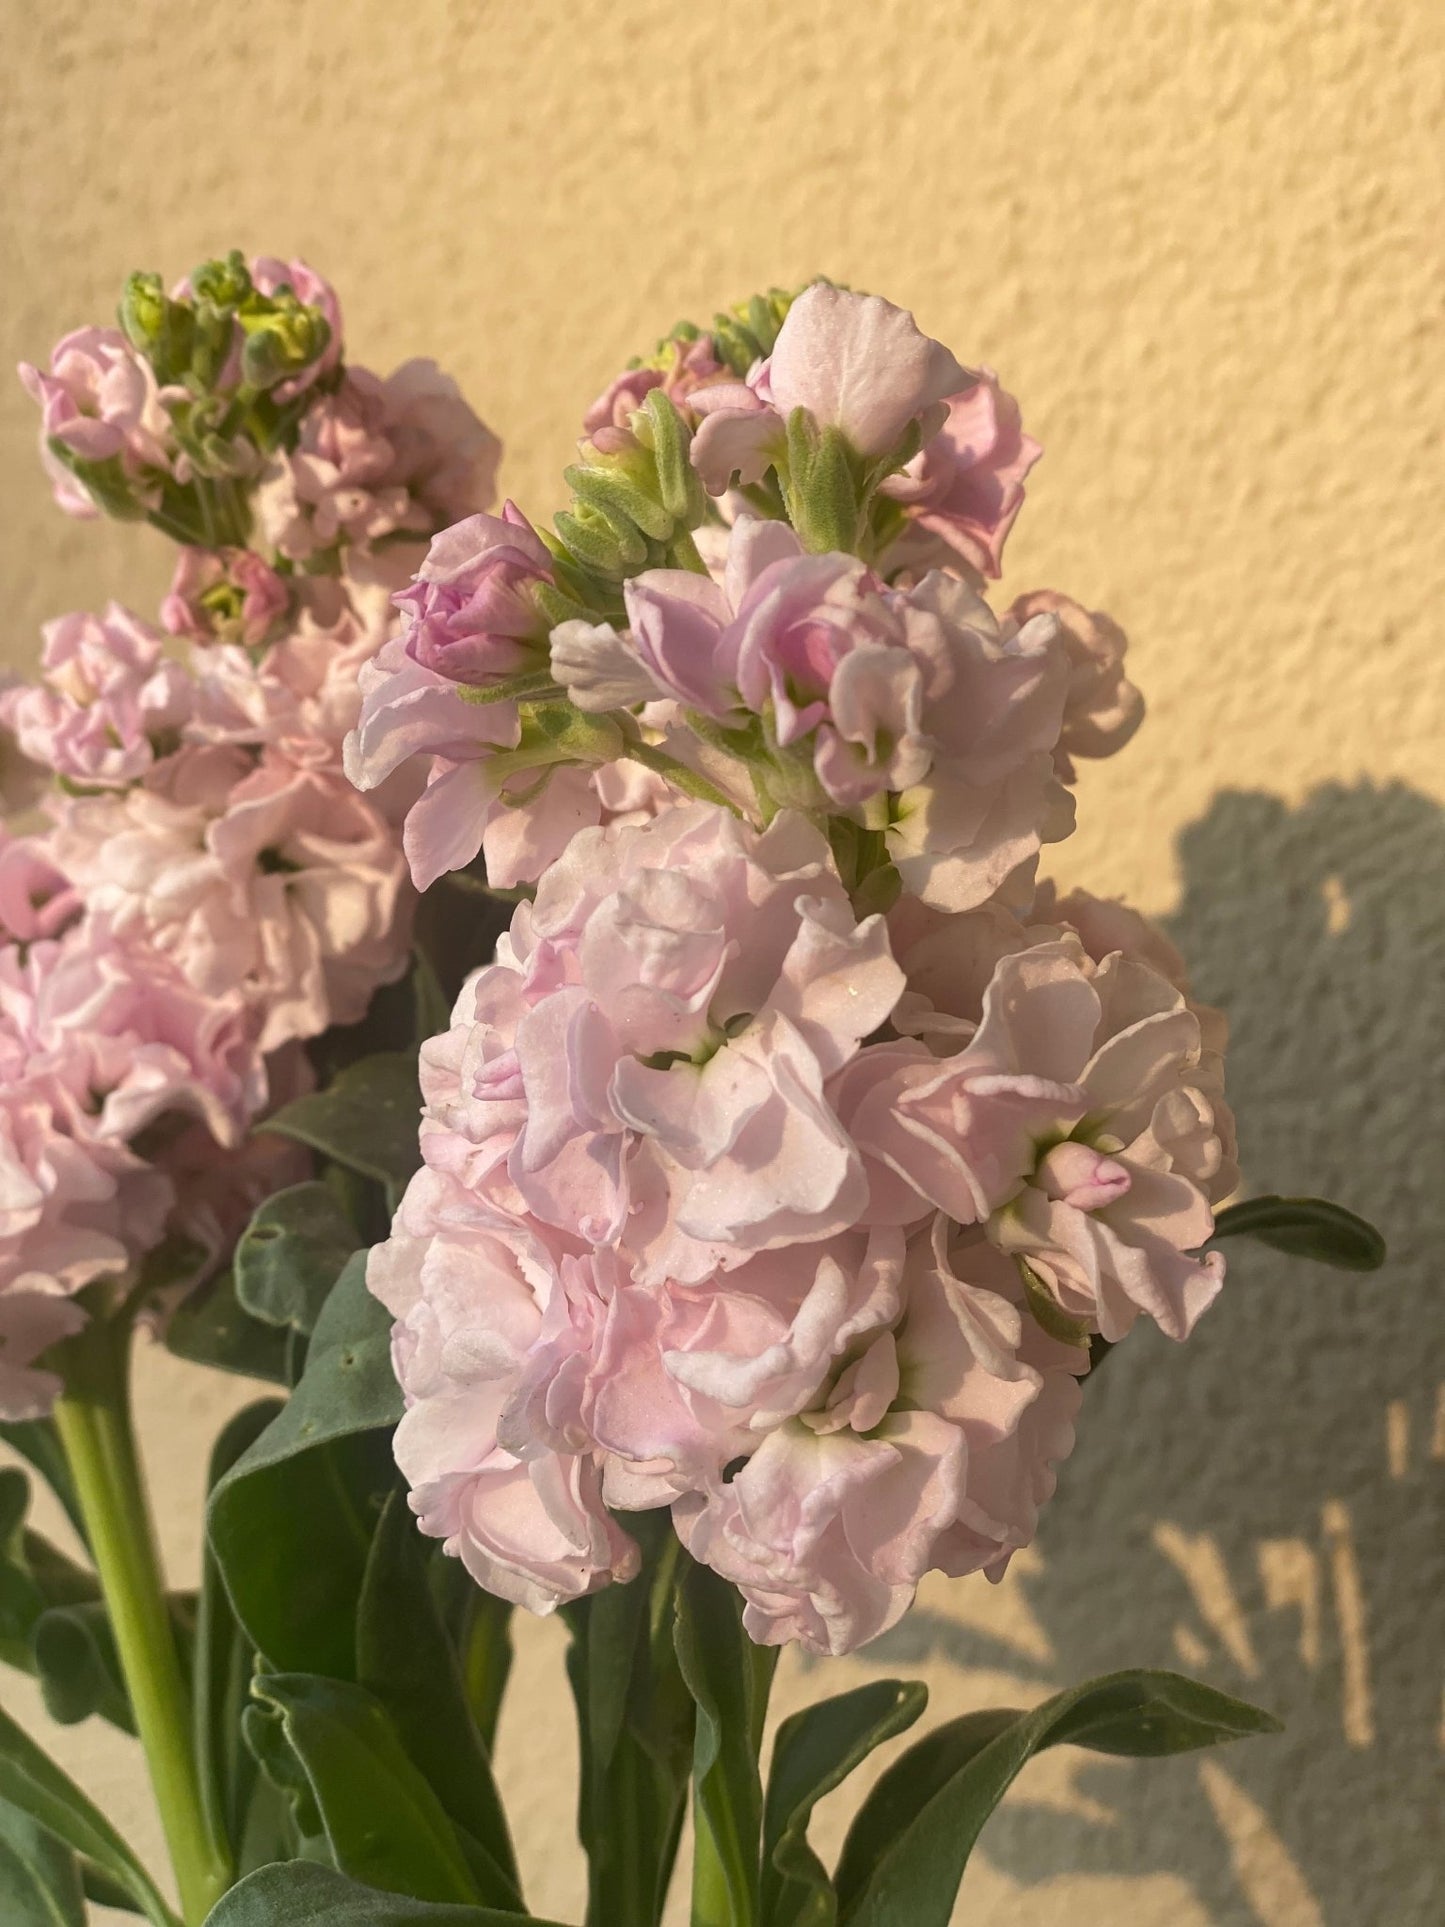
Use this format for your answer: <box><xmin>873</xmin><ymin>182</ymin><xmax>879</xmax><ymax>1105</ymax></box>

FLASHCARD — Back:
<box><xmin>1</xmin><ymin>2</ymin><xmax>1441</xmax><ymax>1922</ymax></box>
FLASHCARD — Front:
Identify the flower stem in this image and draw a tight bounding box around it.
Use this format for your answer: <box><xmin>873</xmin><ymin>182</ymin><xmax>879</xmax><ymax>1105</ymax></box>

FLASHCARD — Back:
<box><xmin>52</xmin><ymin>1314</ymin><xmax>233</xmax><ymax>1925</ymax></box>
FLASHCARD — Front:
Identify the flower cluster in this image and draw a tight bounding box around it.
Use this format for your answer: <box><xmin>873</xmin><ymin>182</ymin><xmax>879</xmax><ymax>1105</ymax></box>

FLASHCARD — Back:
<box><xmin>358</xmin><ymin>282</ymin><xmax>1222</xmax><ymax>1656</ymax></box>
<box><xmin>2</xmin><ymin>251</ymin><xmax>501</xmax><ymax>1415</ymax></box>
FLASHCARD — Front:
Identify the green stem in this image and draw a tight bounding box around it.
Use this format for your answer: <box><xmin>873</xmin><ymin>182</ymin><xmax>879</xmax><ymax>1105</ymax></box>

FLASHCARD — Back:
<box><xmin>52</xmin><ymin>1315</ymin><xmax>233</xmax><ymax>1925</ymax></box>
<box><xmin>690</xmin><ymin>1810</ymin><xmax>734</xmax><ymax>1927</ymax></box>
<box><xmin>666</xmin><ymin>526</ymin><xmax>710</xmax><ymax>575</ymax></box>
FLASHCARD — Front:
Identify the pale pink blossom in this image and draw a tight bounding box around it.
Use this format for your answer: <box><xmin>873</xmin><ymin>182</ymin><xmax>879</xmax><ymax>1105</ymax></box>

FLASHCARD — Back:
<box><xmin>691</xmin><ymin>285</ymin><xmax>970</xmax><ymax>492</ymax></box>
<box><xmin>583</xmin><ymin>332</ymin><xmax>730</xmax><ymax>455</ymax></box>
<box><xmin>0</xmin><ymin>834</ymin><xmax>78</xmax><ymax>945</ymax></box>
<box><xmin>673</xmin><ymin>1217</ymin><xmax>1047</xmax><ymax>1654</ymax></box>
<box><xmin>162</xmin><ymin>547</ymin><xmax>290</xmax><ymax>648</ymax></box>
<box><xmin>880</xmin><ymin>375</ymin><xmax>1041</xmax><ymax>580</ymax></box>
<box><xmin>394</xmin><ymin>504</ymin><xmax>551</xmax><ymax>686</ymax></box>
<box><xmin>186</xmin><ymin>582</ymin><xmax>391</xmax><ymax>768</ymax></box>
<box><xmin>256</xmin><ymin>363</ymin><xmax>498</xmax><ymax>564</ymax></box>
<box><xmin>0</xmin><ymin>606</ymin><xmax>192</xmax><ymax>788</ymax></box>
<box><xmin>369</xmin><ymin>1184</ymin><xmax>638</xmax><ymax>1612</ymax></box>
<box><xmin>841</xmin><ymin>933</ymin><xmax>1233</xmax><ymax>1341</ymax></box>
<box><xmin>19</xmin><ymin>327</ymin><xmax>173</xmax><ymax>517</ymax></box>
<box><xmin>884</xmin><ymin>574</ymin><xmax>1073</xmax><ymax>910</ymax></box>
<box><xmin>1007</xmin><ymin>591</ymin><xmax>1144</xmax><ymax>779</ymax></box>
<box><xmin>0</xmin><ymin>913</ymin><xmax>270</xmax><ymax>1414</ymax></box>
<box><xmin>50</xmin><ymin>747</ymin><xmax>413</xmax><ymax>1052</ymax></box>
<box><xmin>417</xmin><ymin>805</ymin><xmax>904</xmax><ymax>1282</ymax></box>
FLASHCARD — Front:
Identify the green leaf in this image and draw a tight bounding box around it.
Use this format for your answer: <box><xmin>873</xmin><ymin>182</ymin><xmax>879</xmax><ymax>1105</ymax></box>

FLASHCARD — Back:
<box><xmin>208</xmin><ymin>1256</ymin><xmax>400</xmax><ymax>1677</ymax></box>
<box><xmin>32</xmin><ymin>1594</ymin><xmax>194</xmax><ymax>1732</ymax></box>
<box><xmin>674</xmin><ymin>1556</ymin><xmax>776</xmax><ymax>1927</ymax></box>
<box><xmin>356</xmin><ymin>1491</ymin><xmax>519</xmax><ymax>1908</ymax></box>
<box><xmin>1209</xmin><ymin>1194</ymin><xmax>1386</xmax><ymax>1271</ymax></box>
<box><xmin>164</xmin><ymin>1271</ymin><xmax>292</xmax><ymax>1385</ymax></box>
<box><xmin>762</xmin><ymin>1681</ymin><xmax>927</xmax><ymax>1927</ymax></box>
<box><xmin>0</xmin><ymin>1702</ymin><xmax>177</xmax><ymax>1925</ymax></box>
<box><xmin>79</xmin><ymin>1857</ymin><xmax>146</xmax><ymax>1914</ymax></box>
<box><xmin>235</xmin><ymin>1185</ymin><xmax>356</xmax><ymax>1337</ymax></box>
<box><xmin>563</xmin><ymin>1514</ymin><xmax>693</xmax><ymax>1927</ymax></box>
<box><xmin>252</xmin><ymin>1673</ymin><xmax>482</xmax><ymax>1905</ymax></box>
<box><xmin>195</xmin><ymin>1401</ymin><xmax>283</xmax><ymax>1862</ymax></box>
<box><xmin>0</xmin><ymin>1425</ymin><xmax>87</xmax><ymax>1548</ymax></box>
<box><xmin>261</xmin><ymin>1052</ymin><xmax>422</xmax><ymax>1194</ymax></box>
<box><xmin>835</xmin><ymin>1669</ymin><xmax>1282</xmax><ymax>1927</ymax></box>
<box><xmin>202</xmin><ymin>1859</ymin><xmax>574</xmax><ymax>1923</ymax></box>
<box><xmin>0</xmin><ymin>1802</ymin><xmax>85</xmax><ymax>1926</ymax></box>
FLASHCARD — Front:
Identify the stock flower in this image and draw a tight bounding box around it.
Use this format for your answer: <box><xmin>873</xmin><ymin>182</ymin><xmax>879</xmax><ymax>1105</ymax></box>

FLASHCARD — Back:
<box><xmin>842</xmin><ymin>932</ymin><xmax>1234</xmax><ymax>1341</ymax></box>
<box><xmin>162</xmin><ymin>547</ymin><xmax>291</xmax><ymax>648</ymax></box>
<box><xmin>417</xmin><ymin>804</ymin><xmax>904</xmax><ymax>1282</ymax></box>
<box><xmin>673</xmin><ymin>1217</ymin><xmax>1073</xmax><ymax>1653</ymax></box>
<box><xmin>248</xmin><ymin>256</ymin><xmax>344</xmax><ymax>400</ymax></box>
<box><xmin>19</xmin><ymin>327</ymin><xmax>173</xmax><ymax>517</ymax></box>
<box><xmin>0</xmin><ymin>834</ymin><xmax>77</xmax><ymax>944</ymax></box>
<box><xmin>582</xmin><ymin>332</ymin><xmax>729</xmax><ymax>456</ymax></box>
<box><xmin>1006</xmin><ymin>591</ymin><xmax>1145</xmax><ymax>779</ymax></box>
<box><xmin>883</xmin><ymin>574</ymin><xmax>1073</xmax><ymax>909</ymax></box>
<box><xmin>256</xmin><ymin>362</ymin><xmax>499</xmax><ymax>563</ymax></box>
<box><xmin>369</xmin><ymin>1181</ymin><xmax>640</xmax><ymax>1612</ymax></box>
<box><xmin>690</xmin><ymin>284</ymin><xmax>970</xmax><ymax>492</ymax></box>
<box><xmin>0</xmin><ymin>913</ymin><xmax>268</xmax><ymax>1416</ymax></box>
<box><xmin>0</xmin><ymin>606</ymin><xmax>192</xmax><ymax>790</ymax></box>
<box><xmin>880</xmin><ymin>375</ymin><xmax>1041</xmax><ymax>580</ymax></box>
<box><xmin>50</xmin><ymin>746</ymin><xmax>413</xmax><ymax>1052</ymax></box>
<box><xmin>394</xmin><ymin>504</ymin><xmax>552</xmax><ymax>686</ymax></box>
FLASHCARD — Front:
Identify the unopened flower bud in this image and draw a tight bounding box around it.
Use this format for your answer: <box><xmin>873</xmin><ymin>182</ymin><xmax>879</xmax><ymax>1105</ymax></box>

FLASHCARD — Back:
<box><xmin>239</xmin><ymin>301</ymin><xmax>332</xmax><ymax>391</ymax></box>
<box><xmin>190</xmin><ymin>250</ymin><xmax>253</xmax><ymax>311</ymax></box>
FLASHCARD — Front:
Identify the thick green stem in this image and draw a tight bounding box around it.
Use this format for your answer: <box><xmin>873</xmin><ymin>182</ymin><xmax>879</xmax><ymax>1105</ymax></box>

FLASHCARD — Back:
<box><xmin>52</xmin><ymin>1316</ymin><xmax>233</xmax><ymax>1924</ymax></box>
<box><xmin>690</xmin><ymin>1808</ymin><xmax>736</xmax><ymax>1927</ymax></box>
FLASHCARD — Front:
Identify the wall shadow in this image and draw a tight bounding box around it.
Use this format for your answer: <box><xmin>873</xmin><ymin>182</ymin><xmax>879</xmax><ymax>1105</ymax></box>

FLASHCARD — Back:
<box><xmin>872</xmin><ymin>781</ymin><xmax>1445</xmax><ymax>1925</ymax></box>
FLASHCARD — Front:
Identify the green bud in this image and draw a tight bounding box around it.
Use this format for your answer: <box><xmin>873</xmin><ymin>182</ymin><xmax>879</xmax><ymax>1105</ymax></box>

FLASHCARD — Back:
<box><xmin>785</xmin><ymin>416</ymin><xmax>862</xmax><ymax>554</ymax></box>
<box><xmin>119</xmin><ymin>272</ymin><xmax>197</xmax><ymax>386</ymax></box>
<box><xmin>190</xmin><ymin>250</ymin><xmax>253</xmax><ymax>310</ymax></box>
<box><xmin>554</xmin><ymin>504</ymin><xmax>646</xmax><ymax>581</ymax></box>
<box><xmin>239</xmin><ymin>301</ymin><xmax>332</xmax><ymax>390</ymax></box>
<box><xmin>638</xmin><ymin>390</ymin><xmax>706</xmax><ymax>524</ymax></box>
<box><xmin>46</xmin><ymin>444</ymin><xmax>149</xmax><ymax>522</ymax></box>
<box><xmin>188</xmin><ymin>301</ymin><xmax>237</xmax><ymax>392</ymax></box>
<box><xmin>564</xmin><ymin>461</ymin><xmax>674</xmax><ymax>544</ymax></box>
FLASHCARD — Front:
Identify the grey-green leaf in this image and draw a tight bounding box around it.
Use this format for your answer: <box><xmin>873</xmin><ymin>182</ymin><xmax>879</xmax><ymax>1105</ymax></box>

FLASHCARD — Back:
<box><xmin>356</xmin><ymin>1492</ymin><xmax>519</xmax><ymax>1908</ymax></box>
<box><xmin>235</xmin><ymin>1184</ymin><xmax>357</xmax><ymax>1336</ymax></box>
<box><xmin>202</xmin><ymin>1859</ymin><xmax>574</xmax><ymax>1924</ymax></box>
<box><xmin>0</xmin><ymin>1802</ymin><xmax>85</xmax><ymax>1927</ymax></box>
<box><xmin>260</xmin><ymin>1052</ymin><xmax>422</xmax><ymax>1193</ymax></box>
<box><xmin>836</xmin><ymin>1670</ymin><xmax>1281</xmax><ymax>1927</ymax></box>
<box><xmin>0</xmin><ymin>1703</ymin><xmax>177</xmax><ymax>1925</ymax></box>
<box><xmin>1209</xmin><ymin>1194</ymin><xmax>1385</xmax><ymax>1270</ymax></box>
<box><xmin>251</xmin><ymin>1673</ymin><xmax>481</xmax><ymax>1906</ymax></box>
<box><xmin>763</xmin><ymin>1680</ymin><xmax>927</xmax><ymax>1927</ymax></box>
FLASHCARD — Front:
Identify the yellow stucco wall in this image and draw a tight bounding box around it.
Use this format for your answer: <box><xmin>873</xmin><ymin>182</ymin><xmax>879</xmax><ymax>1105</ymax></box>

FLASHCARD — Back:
<box><xmin>1</xmin><ymin>3</ymin><xmax>1441</xmax><ymax>1921</ymax></box>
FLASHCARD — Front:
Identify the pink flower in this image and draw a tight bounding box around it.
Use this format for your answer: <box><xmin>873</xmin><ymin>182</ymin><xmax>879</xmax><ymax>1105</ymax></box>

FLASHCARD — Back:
<box><xmin>0</xmin><ymin>834</ymin><xmax>78</xmax><ymax>945</ymax></box>
<box><xmin>418</xmin><ymin>805</ymin><xmax>903</xmax><ymax>1281</ymax></box>
<box><xmin>691</xmin><ymin>284</ymin><xmax>970</xmax><ymax>492</ymax></box>
<box><xmin>841</xmin><ymin>933</ymin><xmax>1234</xmax><ymax>1341</ymax></box>
<box><xmin>884</xmin><ymin>574</ymin><xmax>1073</xmax><ymax>910</ymax></box>
<box><xmin>162</xmin><ymin>548</ymin><xmax>291</xmax><ymax>648</ymax></box>
<box><xmin>583</xmin><ymin>333</ymin><xmax>730</xmax><ymax>456</ymax></box>
<box><xmin>880</xmin><ymin>375</ymin><xmax>1041</xmax><ymax>580</ymax></box>
<box><xmin>1007</xmin><ymin>592</ymin><xmax>1144</xmax><ymax>779</ymax></box>
<box><xmin>19</xmin><ymin>327</ymin><xmax>173</xmax><ymax>518</ymax></box>
<box><xmin>51</xmin><ymin>746</ymin><xmax>413</xmax><ymax>1052</ymax></box>
<box><xmin>187</xmin><ymin>579</ymin><xmax>392</xmax><ymax>768</ymax></box>
<box><xmin>673</xmin><ymin>1217</ymin><xmax>1050</xmax><ymax>1654</ymax></box>
<box><xmin>394</xmin><ymin>504</ymin><xmax>551</xmax><ymax>686</ymax></box>
<box><xmin>0</xmin><ymin>606</ymin><xmax>192</xmax><ymax>789</ymax></box>
<box><xmin>0</xmin><ymin>913</ymin><xmax>270</xmax><ymax>1415</ymax></box>
<box><xmin>368</xmin><ymin>1185</ymin><xmax>639</xmax><ymax>1612</ymax></box>
<box><xmin>256</xmin><ymin>363</ymin><xmax>498</xmax><ymax>564</ymax></box>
